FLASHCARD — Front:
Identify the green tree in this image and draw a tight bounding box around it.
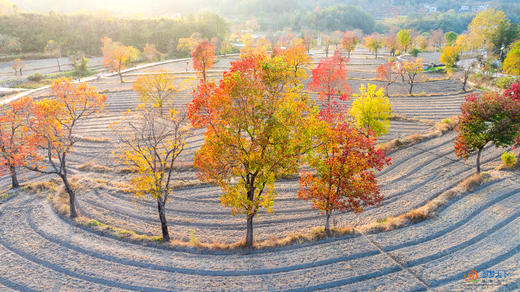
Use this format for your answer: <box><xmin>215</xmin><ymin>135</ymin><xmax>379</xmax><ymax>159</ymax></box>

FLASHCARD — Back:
<box><xmin>455</xmin><ymin>91</ymin><xmax>520</xmax><ymax>173</ymax></box>
<box><xmin>397</xmin><ymin>29</ymin><xmax>411</xmax><ymax>52</ymax></box>
<box><xmin>444</xmin><ymin>31</ymin><xmax>457</xmax><ymax>46</ymax></box>
<box><xmin>364</xmin><ymin>34</ymin><xmax>384</xmax><ymax>58</ymax></box>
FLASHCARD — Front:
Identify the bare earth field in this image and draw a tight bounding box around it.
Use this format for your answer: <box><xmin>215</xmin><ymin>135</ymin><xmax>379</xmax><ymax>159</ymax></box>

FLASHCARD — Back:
<box><xmin>0</xmin><ymin>49</ymin><xmax>518</xmax><ymax>291</ymax></box>
<box><xmin>0</xmin><ymin>57</ymin><xmax>104</xmax><ymax>82</ymax></box>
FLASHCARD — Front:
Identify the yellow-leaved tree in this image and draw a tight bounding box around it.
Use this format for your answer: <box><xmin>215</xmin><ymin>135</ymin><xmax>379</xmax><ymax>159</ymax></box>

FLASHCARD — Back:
<box><xmin>401</xmin><ymin>58</ymin><xmax>424</xmax><ymax>95</ymax></box>
<box><xmin>133</xmin><ymin>72</ymin><xmax>177</xmax><ymax>116</ymax></box>
<box><xmin>504</xmin><ymin>42</ymin><xmax>520</xmax><ymax>76</ymax></box>
<box><xmin>440</xmin><ymin>46</ymin><xmax>461</xmax><ymax>71</ymax></box>
<box><xmin>114</xmin><ymin>76</ymin><xmax>190</xmax><ymax>242</ymax></box>
<box><xmin>351</xmin><ymin>84</ymin><xmax>392</xmax><ymax>137</ymax></box>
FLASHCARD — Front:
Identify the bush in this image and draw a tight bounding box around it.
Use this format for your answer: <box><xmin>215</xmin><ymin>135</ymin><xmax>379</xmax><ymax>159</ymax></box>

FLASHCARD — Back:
<box><xmin>27</xmin><ymin>72</ymin><xmax>43</xmax><ymax>82</ymax></box>
<box><xmin>501</xmin><ymin>151</ymin><xmax>517</xmax><ymax>167</ymax></box>
<box><xmin>410</xmin><ymin>48</ymin><xmax>420</xmax><ymax>57</ymax></box>
<box><xmin>73</xmin><ymin>57</ymin><xmax>91</xmax><ymax>77</ymax></box>
<box><xmin>495</xmin><ymin>76</ymin><xmax>516</xmax><ymax>89</ymax></box>
<box><xmin>470</xmin><ymin>72</ymin><xmax>493</xmax><ymax>86</ymax></box>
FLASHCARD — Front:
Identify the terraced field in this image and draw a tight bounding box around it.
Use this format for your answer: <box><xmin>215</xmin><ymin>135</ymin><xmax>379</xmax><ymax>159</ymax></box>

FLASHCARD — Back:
<box><xmin>0</xmin><ymin>49</ymin><xmax>518</xmax><ymax>291</ymax></box>
<box><xmin>0</xmin><ymin>57</ymin><xmax>104</xmax><ymax>83</ymax></box>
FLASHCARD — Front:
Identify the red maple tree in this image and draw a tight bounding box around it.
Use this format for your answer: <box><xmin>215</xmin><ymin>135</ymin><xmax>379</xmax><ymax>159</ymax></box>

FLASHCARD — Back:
<box><xmin>299</xmin><ymin>103</ymin><xmax>390</xmax><ymax>234</ymax></box>
<box><xmin>308</xmin><ymin>50</ymin><xmax>351</xmax><ymax>106</ymax></box>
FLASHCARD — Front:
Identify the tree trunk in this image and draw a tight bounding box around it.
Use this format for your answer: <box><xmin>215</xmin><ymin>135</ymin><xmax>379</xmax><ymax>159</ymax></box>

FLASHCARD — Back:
<box><xmin>246</xmin><ymin>213</ymin><xmax>254</xmax><ymax>248</ymax></box>
<box><xmin>409</xmin><ymin>82</ymin><xmax>414</xmax><ymax>95</ymax></box>
<box><xmin>245</xmin><ymin>178</ymin><xmax>256</xmax><ymax>249</ymax></box>
<box><xmin>476</xmin><ymin>147</ymin><xmax>482</xmax><ymax>174</ymax></box>
<box><xmin>202</xmin><ymin>70</ymin><xmax>206</xmax><ymax>83</ymax></box>
<box><xmin>62</xmin><ymin>175</ymin><xmax>77</xmax><ymax>218</ymax></box>
<box><xmin>325</xmin><ymin>211</ymin><xmax>331</xmax><ymax>235</ymax></box>
<box><xmin>157</xmin><ymin>200</ymin><xmax>170</xmax><ymax>242</ymax></box>
<box><xmin>375</xmin><ymin>49</ymin><xmax>378</xmax><ymax>59</ymax></box>
<box><xmin>463</xmin><ymin>71</ymin><xmax>469</xmax><ymax>92</ymax></box>
<box><xmin>9</xmin><ymin>165</ymin><xmax>19</xmax><ymax>189</ymax></box>
<box><xmin>118</xmin><ymin>72</ymin><xmax>123</xmax><ymax>83</ymax></box>
<box><xmin>56</xmin><ymin>58</ymin><xmax>61</xmax><ymax>72</ymax></box>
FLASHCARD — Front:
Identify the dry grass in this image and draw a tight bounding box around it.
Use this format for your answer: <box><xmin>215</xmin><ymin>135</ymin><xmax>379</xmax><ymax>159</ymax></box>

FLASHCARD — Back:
<box><xmin>168</xmin><ymin>161</ymin><xmax>196</xmax><ymax>172</ymax></box>
<box><xmin>377</xmin><ymin>116</ymin><xmax>458</xmax><ymax>154</ymax></box>
<box><xmin>254</xmin><ymin>225</ymin><xmax>355</xmax><ymax>249</ymax></box>
<box><xmin>78</xmin><ymin>162</ymin><xmax>114</xmax><ymax>173</ymax></box>
<box><xmin>346</xmin><ymin>77</ymin><xmax>379</xmax><ymax>81</ymax></box>
<box><xmin>360</xmin><ymin>172</ymin><xmax>491</xmax><ymax>233</ymax></box>
<box><xmin>422</xmin><ymin>76</ymin><xmax>450</xmax><ymax>82</ymax></box>
<box><xmin>389</xmin><ymin>114</ymin><xmax>435</xmax><ymax>126</ymax></box>
<box><xmin>497</xmin><ymin>163</ymin><xmax>520</xmax><ymax>171</ymax></box>
<box><xmin>44</xmin><ymin>176</ymin><xmax>357</xmax><ymax>251</ymax></box>
<box><xmin>389</xmin><ymin>113</ymin><xmax>411</xmax><ymax>122</ymax></box>
<box><xmin>391</xmin><ymin>90</ymin><xmax>469</xmax><ymax>98</ymax></box>
<box><xmin>40</xmin><ymin>169</ymin><xmax>493</xmax><ymax>252</ymax></box>
<box><xmin>75</xmin><ymin>136</ymin><xmax>110</xmax><ymax>143</ymax></box>
<box><xmin>78</xmin><ymin>161</ymin><xmax>195</xmax><ymax>174</ymax></box>
<box><xmin>76</xmin><ymin>217</ymin><xmax>163</xmax><ymax>242</ymax></box>
<box><xmin>74</xmin><ymin>215</ymin><xmax>355</xmax><ymax>252</ymax></box>
<box><xmin>22</xmin><ymin>180</ymin><xmax>60</xmax><ymax>195</ymax></box>
<box><xmin>79</xmin><ymin>177</ymin><xmax>133</xmax><ymax>193</ymax></box>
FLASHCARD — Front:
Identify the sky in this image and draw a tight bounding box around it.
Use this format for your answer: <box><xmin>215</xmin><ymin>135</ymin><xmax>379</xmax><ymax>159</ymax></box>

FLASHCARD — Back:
<box><xmin>10</xmin><ymin>0</ymin><xmax>213</xmax><ymax>16</ymax></box>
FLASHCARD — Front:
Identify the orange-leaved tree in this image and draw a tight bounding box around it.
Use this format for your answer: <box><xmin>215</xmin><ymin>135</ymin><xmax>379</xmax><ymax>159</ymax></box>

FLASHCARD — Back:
<box><xmin>376</xmin><ymin>61</ymin><xmax>400</xmax><ymax>96</ymax></box>
<box><xmin>299</xmin><ymin>103</ymin><xmax>390</xmax><ymax>234</ymax></box>
<box><xmin>309</xmin><ymin>50</ymin><xmax>351</xmax><ymax>105</ymax></box>
<box><xmin>342</xmin><ymin>31</ymin><xmax>359</xmax><ymax>58</ymax></box>
<box><xmin>385</xmin><ymin>33</ymin><xmax>399</xmax><ymax>56</ymax></box>
<box><xmin>143</xmin><ymin>43</ymin><xmax>161</xmax><ymax>62</ymax></box>
<box><xmin>187</xmin><ymin>54</ymin><xmax>321</xmax><ymax>248</ymax></box>
<box><xmin>133</xmin><ymin>72</ymin><xmax>177</xmax><ymax>116</ymax></box>
<box><xmin>28</xmin><ymin>78</ymin><xmax>106</xmax><ymax>218</ymax></box>
<box><xmin>192</xmin><ymin>40</ymin><xmax>216</xmax><ymax>83</ymax></box>
<box><xmin>280</xmin><ymin>43</ymin><xmax>311</xmax><ymax>82</ymax></box>
<box><xmin>12</xmin><ymin>58</ymin><xmax>23</xmax><ymax>76</ymax></box>
<box><xmin>101</xmin><ymin>37</ymin><xmax>139</xmax><ymax>83</ymax></box>
<box><xmin>401</xmin><ymin>58</ymin><xmax>424</xmax><ymax>95</ymax></box>
<box><xmin>0</xmin><ymin>97</ymin><xmax>37</xmax><ymax>188</ymax></box>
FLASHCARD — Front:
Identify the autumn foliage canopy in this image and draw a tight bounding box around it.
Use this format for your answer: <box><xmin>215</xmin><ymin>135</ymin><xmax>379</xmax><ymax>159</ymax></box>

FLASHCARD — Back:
<box><xmin>309</xmin><ymin>50</ymin><xmax>351</xmax><ymax>105</ymax></box>
<box><xmin>192</xmin><ymin>40</ymin><xmax>216</xmax><ymax>82</ymax></box>
<box><xmin>455</xmin><ymin>83</ymin><xmax>520</xmax><ymax>173</ymax></box>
